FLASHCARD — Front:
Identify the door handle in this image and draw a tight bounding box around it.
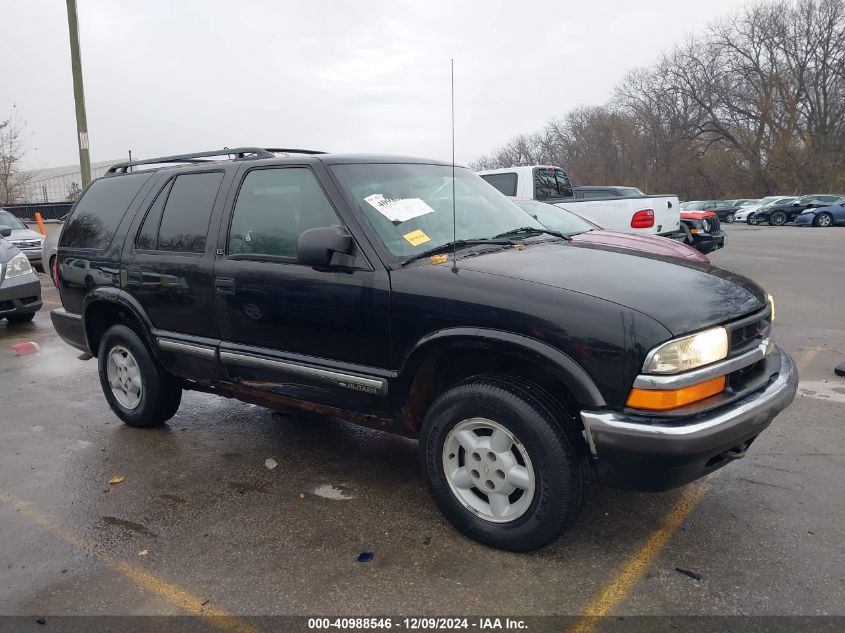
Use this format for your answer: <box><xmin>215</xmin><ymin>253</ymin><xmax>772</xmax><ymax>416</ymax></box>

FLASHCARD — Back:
<box><xmin>215</xmin><ymin>277</ymin><xmax>235</xmax><ymax>294</ymax></box>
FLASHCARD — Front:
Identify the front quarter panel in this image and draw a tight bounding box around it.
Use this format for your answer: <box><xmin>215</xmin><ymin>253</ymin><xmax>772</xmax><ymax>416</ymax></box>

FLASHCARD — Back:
<box><xmin>390</xmin><ymin>264</ymin><xmax>671</xmax><ymax>409</ymax></box>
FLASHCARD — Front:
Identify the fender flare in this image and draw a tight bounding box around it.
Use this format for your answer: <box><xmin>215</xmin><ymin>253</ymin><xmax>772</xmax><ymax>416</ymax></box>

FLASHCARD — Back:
<box><xmin>81</xmin><ymin>287</ymin><xmax>157</xmax><ymax>355</ymax></box>
<box><xmin>397</xmin><ymin>327</ymin><xmax>606</xmax><ymax>409</ymax></box>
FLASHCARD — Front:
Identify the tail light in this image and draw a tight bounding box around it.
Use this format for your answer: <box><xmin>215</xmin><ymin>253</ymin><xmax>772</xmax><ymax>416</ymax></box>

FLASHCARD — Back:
<box><xmin>52</xmin><ymin>256</ymin><xmax>60</xmax><ymax>288</ymax></box>
<box><xmin>631</xmin><ymin>209</ymin><xmax>655</xmax><ymax>229</ymax></box>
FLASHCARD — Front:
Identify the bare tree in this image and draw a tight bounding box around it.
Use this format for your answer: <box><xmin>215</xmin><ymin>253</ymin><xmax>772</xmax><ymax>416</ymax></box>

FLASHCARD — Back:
<box><xmin>0</xmin><ymin>106</ymin><xmax>33</xmax><ymax>205</ymax></box>
<box><xmin>472</xmin><ymin>0</ymin><xmax>845</xmax><ymax>199</ymax></box>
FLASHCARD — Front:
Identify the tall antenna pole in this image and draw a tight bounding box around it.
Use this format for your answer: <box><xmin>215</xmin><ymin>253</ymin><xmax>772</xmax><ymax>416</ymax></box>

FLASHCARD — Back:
<box><xmin>66</xmin><ymin>0</ymin><xmax>91</xmax><ymax>187</ymax></box>
<box><xmin>451</xmin><ymin>59</ymin><xmax>458</xmax><ymax>273</ymax></box>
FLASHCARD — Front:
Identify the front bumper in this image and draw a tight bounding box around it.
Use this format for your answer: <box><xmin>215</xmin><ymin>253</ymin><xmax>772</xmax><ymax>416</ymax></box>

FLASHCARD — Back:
<box><xmin>794</xmin><ymin>214</ymin><xmax>814</xmax><ymax>226</ymax></box>
<box><xmin>580</xmin><ymin>347</ymin><xmax>797</xmax><ymax>491</ymax></box>
<box><xmin>692</xmin><ymin>231</ymin><xmax>725</xmax><ymax>254</ymax></box>
<box><xmin>0</xmin><ymin>271</ymin><xmax>42</xmax><ymax>317</ymax></box>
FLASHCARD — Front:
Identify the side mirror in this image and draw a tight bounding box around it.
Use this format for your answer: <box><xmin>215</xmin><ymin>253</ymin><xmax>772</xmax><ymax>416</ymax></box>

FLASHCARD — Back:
<box><xmin>0</xmin><ymin>226</ymin><xmax>11</xmax><ymax>238</ymax></box>
<box><xmin>297</xmin><ymin>226</ymin><xmax>354</xmax><ymax>269</ymax></box>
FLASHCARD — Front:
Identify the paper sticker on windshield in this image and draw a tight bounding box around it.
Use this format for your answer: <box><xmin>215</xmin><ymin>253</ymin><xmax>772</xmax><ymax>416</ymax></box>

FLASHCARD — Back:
<box><xmin>365</xmin><ymin>194</ymin><xmax>435</xmax><ymax>223</ymax></box>
<box><xmin>403</xmin><ymin>229</ymin><xmax>431</xmax><ymax>246</ymax></box>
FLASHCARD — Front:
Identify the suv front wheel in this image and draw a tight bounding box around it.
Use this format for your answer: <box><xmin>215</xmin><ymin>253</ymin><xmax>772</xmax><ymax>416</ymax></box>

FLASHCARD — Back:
<box><xmin>97</xmin><ymin>324</ymin><xmax>182</xmax><ymax>427</ymax></box>
<box><xmin>419</xmin><ymin>375</ymin><xmax>585</xmax><ymax>551</ymax></box>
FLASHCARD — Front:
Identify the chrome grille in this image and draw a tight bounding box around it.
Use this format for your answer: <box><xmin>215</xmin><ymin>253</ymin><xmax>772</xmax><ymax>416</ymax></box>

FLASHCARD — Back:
<box><xmin>726</xmin><ymin>308</ymin><xmax>771</xmax><ymax>355</ymax></box>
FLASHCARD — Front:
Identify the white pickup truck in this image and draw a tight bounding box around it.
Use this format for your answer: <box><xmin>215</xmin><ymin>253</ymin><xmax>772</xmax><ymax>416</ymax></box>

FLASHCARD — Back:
<box><xmin>476</xmin><ymin>165</ymin><xmax>682</xmax><ymax>238</ymax></box>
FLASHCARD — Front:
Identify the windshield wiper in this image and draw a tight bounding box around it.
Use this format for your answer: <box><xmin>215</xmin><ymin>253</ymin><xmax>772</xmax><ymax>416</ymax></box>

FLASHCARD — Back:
<box><xmin>492</xmin><ymin>226</ymin><xmax>571</xmax><ymax>240</ymax></box>
<box><xmin>401</xmin><ymin>238</ymin><xmax>512</xmax><ymax>266</ymax></box>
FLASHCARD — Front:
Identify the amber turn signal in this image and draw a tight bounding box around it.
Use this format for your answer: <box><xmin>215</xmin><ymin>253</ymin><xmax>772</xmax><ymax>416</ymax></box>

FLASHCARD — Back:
<box><xmin>626</xmin><ymin>376</ymin><xmax>726</xmax><ymax>411</ymax></box>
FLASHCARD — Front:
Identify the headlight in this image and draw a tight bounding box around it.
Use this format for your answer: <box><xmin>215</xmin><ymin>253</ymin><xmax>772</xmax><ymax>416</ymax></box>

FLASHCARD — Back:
<box><xmin>5</xmin><ymin>252</ymin><xmax>33</xmax><ymax>278</ymax></box>
<box><xmin>643</xmin><ymin>327</ymin><xmax>729</xmax><ymax>374</ymax></box>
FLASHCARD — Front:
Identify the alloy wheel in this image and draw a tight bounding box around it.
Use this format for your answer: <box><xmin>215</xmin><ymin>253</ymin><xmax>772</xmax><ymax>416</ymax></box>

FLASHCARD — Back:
<box><xmin>442</xmin><ymin>418</ymin><xmax>536</xmax><ymax>523</ymax></box>
<box><xmin>106</xmin><ymin>345</ymin><xmax>143</xmax><ymax>409</ymax></box>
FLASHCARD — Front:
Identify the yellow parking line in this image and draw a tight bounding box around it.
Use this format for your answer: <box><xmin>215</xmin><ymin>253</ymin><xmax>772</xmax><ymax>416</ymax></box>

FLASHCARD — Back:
<box><xmin>0</xmin><ymin>491</ymin><xmax>258</xmax><ymax>633</ymax></box>
<box><xmin>567</xmin><ymin>483</ymin><xmax>708</xmax><ymax>632</ymax></box>
<box><xmin>796</xmin><ymin>347</ymin><xmax>822</xmax><ymax>373</ymax></box>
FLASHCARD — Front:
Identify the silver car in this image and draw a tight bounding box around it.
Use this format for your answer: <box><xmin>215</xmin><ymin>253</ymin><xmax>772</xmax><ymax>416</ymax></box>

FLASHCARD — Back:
<box><xmin>0</xmin><ymin>209</ymin><xmax>45</xmax><ymax>270</ymax></box>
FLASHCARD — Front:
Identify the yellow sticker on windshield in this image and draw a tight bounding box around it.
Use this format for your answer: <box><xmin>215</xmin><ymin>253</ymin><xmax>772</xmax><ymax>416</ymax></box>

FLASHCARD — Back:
<box><xmin>403</xmin><ymin>229</ymin><xmax>431</xmax><ymax>246</ymax></box>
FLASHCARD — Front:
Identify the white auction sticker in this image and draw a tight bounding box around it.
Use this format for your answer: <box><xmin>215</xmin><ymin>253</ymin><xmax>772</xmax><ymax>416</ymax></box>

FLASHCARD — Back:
<box><xmin>364</xmin><ymin>193</ymin><xmax>435</xmax><ymax>223</ymax></box>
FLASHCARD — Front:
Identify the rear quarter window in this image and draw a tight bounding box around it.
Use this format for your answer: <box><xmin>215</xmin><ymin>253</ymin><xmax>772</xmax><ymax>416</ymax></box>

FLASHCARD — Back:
<box><xmin>480</xmin><ymin>172</ymin><xmax>518</xmax><ymax>197</ymax></box>
<box><xmin>61</xmin><ymin>173</ymin><xmax>152</xmax><ymax>249</ymax></box>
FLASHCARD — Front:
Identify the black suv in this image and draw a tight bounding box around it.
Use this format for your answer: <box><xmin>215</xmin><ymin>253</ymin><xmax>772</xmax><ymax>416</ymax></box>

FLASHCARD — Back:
<box><xmin>51</xmin><ymin>148</ymin><xmax>798</xmax><ymax>551</ymax></box>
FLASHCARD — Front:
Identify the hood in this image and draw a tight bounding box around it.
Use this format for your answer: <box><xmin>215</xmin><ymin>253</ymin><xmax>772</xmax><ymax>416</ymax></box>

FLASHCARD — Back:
<box><xmin>8</xmin><ymin>227</ymin><xmax>45</xmax><ymax>242</ymax></box>
<box><xmin>681</xmin><ymin>211</ymin><xmax>718</xmax><ymax>220</ymax></box>
<box><xmin>459</xmin><ymin>241</ymin><xmax>767</xmax><ymax>335</ymax></box>
<box><xmin>571</xmin><ymin>229</ymin><xmax>707</xmax><ymax>262</ymax></box>
<box><xmin>0</xmin><ymin>237</ymin><xmax>21</xmax><ymax>264</ymax></box>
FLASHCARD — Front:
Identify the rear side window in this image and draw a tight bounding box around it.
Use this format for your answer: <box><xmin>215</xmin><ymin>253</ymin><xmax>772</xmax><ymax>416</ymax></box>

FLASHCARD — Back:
<box><xmin>135</xmin><ymin>180</ymin><xmax>173</xmax><ymax>249</ymax></box>
<box><xmin>480</xmin><ymin>173</ymin><xmax>518</xmax><ymax>197</ymax></box>
<box><xmin>138</xmin><ymin>172</ymin><xmax>224</xmax><ymax>253</ymax></box>
<box><xmin>61</xmin><ymin>173</ymin><xmax>152</xmax><ymax>249</ymax></box>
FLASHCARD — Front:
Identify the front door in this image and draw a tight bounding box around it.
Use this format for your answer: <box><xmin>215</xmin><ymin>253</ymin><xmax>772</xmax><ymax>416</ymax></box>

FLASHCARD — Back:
<box><xmin>212</xmin><ymin>164</ymin><xmax>392</xmax><ymax>414</ymax></box>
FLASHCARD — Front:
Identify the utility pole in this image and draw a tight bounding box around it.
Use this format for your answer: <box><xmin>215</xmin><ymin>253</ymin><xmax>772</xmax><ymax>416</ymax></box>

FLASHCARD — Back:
<box><xmin>65</xmin><ymin>0</ymin><xmax>91</xmax><ymax>187</ymax></box>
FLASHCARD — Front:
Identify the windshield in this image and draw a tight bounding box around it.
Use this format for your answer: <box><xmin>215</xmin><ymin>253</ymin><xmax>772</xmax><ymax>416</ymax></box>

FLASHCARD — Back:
<box><xmin>774</xmin><ymin>197</ymin><xmax>798</xmax><ymax>205</ymax></box>
<box><xmin>331</xmin><ymin>164</ymin><xmax>545</xmax><ymax>258</ymax></box>
<box><xmin>0</xmin><ymin>210</ymin><xmax>25</xmax><ymax>230</ymax></box>
<box><xmin>512</xmin><ymin>199</ymin><xmax>594</xmax><ymax>234</ymax></box>
<box><xmin>740</xmin><ymin>199</ymin><xmax>760</xmax><ymax>206</ymax></box>
<box><xmin>683</xmin><ymin>201</ymin><xmax>708</xmax><ymax>210</ymax></box>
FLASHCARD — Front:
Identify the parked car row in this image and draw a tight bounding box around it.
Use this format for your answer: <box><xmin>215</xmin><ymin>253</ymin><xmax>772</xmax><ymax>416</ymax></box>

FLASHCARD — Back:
<box><xmin>682</xmin><ymin>195</ymin><xmax>845</xmax><ymax>227</ymax></box>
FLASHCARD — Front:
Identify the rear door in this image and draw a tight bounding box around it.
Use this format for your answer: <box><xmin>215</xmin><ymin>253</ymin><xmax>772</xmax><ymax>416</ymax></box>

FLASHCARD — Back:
<box><xmin>212</xmin><ymin>163</ymin><xmax>392</xmax><ymax>415</ymax></box>
<box><xmin>122</xmin><ymin>166</ymin><xmax>234</xmax><ymax>334</ymax></box>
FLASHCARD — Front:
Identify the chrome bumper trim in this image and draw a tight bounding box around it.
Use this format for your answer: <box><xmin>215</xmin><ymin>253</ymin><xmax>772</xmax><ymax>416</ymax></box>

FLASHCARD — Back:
<box><xmin>580</xmin><ymin>348</ymin><xmax>796</xmax><ymax>455</ymax></box>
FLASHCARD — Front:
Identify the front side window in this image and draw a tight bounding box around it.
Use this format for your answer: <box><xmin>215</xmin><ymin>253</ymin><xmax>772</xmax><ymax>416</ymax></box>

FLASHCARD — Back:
<box><xmin>61</xmin><ymin>173</ymin><xmax>152</xmax><ymax>249</ymax></box>
<box><xmin>155</xmin><ymin>172</ymin><xmax>223</xmax><ymax>253</ymax></box>
<box><xmin>330</xmin><ymin>163</ymin><xmax>545</xmax><ymax>258</ymax></box>
<box><xmin>228</xmin><ymin>167</ymin><xmax>341</xmax><ymax>258</ymax></box>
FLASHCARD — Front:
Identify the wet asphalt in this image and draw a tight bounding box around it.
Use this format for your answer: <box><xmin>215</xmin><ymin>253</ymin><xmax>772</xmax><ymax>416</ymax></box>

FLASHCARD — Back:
<box><xmin>0</xmin><ymin>223</ymin><xmax>843</xmax><ymax>619</ymax></box>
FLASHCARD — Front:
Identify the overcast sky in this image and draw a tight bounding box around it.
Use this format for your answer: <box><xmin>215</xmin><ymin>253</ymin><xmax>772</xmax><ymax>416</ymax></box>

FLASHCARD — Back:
<box><xmin>3</xmin><ymin>0</ymin><xmax>748</xmax><ymax>170</ymax></box>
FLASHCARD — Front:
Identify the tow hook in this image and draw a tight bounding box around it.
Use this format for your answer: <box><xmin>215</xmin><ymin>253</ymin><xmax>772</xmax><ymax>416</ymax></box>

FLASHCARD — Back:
<box><xmin>720</xmin><ymin>442</ymin><xmax>749</xmax><ymax>461</ymax></box>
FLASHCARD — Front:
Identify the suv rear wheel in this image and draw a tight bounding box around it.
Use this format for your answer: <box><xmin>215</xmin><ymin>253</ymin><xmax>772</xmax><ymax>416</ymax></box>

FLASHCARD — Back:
<box><xmin>419</xmin><ymin>374</ymin><xmax>585</xmax><ymax>551</ymax></box>
<box><xmin>97</xmin><ymin>324</ymin><xmax>182</xmax><ymax>427</ymax></box>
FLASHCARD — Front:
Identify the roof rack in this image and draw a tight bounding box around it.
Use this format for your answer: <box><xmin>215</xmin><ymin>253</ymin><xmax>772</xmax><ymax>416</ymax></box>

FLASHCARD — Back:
<box><xmin>106</xmin><ymin>147</ymin><xmax>326</xmax><ymax>174</ymax></box>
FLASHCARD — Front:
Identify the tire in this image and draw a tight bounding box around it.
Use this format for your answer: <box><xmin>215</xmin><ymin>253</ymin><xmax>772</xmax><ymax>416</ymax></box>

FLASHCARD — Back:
<box><xmin>419</xmin><ymin>374</ymin><xmax>586</xmax><ymax>551</ymax></box>
<box><xmin>769</xmin><ymin>211</ymin><xmax>787</xmax><ymax>226</ymax></box>
<box><xmin>725</xmin><ymin>212</ymin><xmax>735</xmax><ymax>223</ymax></box>
<box><xmin>813</xmin><ymin>212</ymin><xmax>833</xmax><ymax>227</ymax></box>
<box><xmin>97</xmin><ymin>324</ymin><xmax>182</xmax><ymax>427</ymax></box>
<box><xmin>6</xmin><ymin>312</ymin><xmax>36</xmax><ymax>324</ymax></box>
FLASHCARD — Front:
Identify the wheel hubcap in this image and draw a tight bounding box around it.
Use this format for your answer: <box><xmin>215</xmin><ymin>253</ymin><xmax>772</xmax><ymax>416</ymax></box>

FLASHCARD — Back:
<box><xmin>106</xmin><ymin>345</ymin><xmax>143</xmax><ymax>409</ymax></box>
<box><xmin>819</xmin><ymin>215</ymin><xmax>831</xmax><ymax>226</ymax></box>
<box><xmin>442</xmin><ymin>418</ymin><xmax>536</xmax><ymax>523</ymax></box>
